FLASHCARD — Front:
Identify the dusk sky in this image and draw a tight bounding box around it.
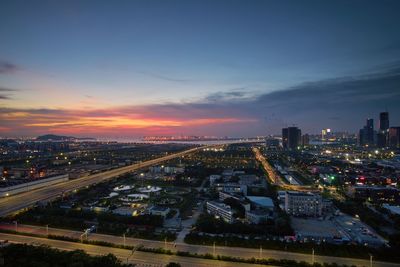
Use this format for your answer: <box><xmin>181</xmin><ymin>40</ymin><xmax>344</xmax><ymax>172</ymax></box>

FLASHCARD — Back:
<box><xmin>1</xmin><ymin>0</ymin><xmax>400</xmax><ymax>138</ymax></box>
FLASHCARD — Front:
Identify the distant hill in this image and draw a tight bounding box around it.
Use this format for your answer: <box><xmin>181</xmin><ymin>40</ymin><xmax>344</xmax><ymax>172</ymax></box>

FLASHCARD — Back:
<box><xmin>35</xmin><ymin>134</ymin><xmax>95</xmax><ymax>141</ymax></box>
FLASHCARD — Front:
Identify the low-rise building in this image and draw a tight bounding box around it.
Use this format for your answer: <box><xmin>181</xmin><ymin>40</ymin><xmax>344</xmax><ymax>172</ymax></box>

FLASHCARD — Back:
<box><xmin>218</xmin><ymin>191</ymin><xmax>243</xmax><ymax>202</ymax></box>
<box><xmin>245</xmin><ymin>209</ymin><xmax>273</xmax><ymax>224</ymax></box>
<box><xmin>112</xmin><ymin>206</ymin><xmax>141</xmax><ymax>216</ymax></box>
<box><xmin>284</xmin><ymin>191</ymin><xmax>322</xmax><ymax>217</ymax></box>
<box><xmin>214</xmin><ymin>183</ymin><xmax>247</xmax><ymax>195</ymax></box>
<box><xmin>246</xmin><ymin>196</ymin><xmax>274</xmax><ymax>210</ymax></box>
<box><xmin>348</xmin><ymin>186</ymin><xmax>400</xmax><ymax>204</ymax></box>
<box><xmin>209</xmin><ymin>175</ymin><xmax>221</xmax><ymax>186</ymax></box>
<box><xmin>238</xmin><ymin>174</ymin><xmax>259</xmax><ymax>185</ymax></box>
<box><xmin>382</xmin><ymin>204</ymin><xmax>400</xmax><ymax>215</ymax></box>
<box><xmin>206</xmin><ymin>201</ymin><xmax>234</xmax><ymax>223</ymax></box>
<box><xmin>148</xmin><ymin>206</ymin><xmax>170</xmax><ymax>217</ymax></box>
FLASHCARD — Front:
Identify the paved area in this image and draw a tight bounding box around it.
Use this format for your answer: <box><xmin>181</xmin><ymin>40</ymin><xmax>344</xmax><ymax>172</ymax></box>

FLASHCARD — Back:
<box><xmin>333</xmin><ymin>213</ymin><xmax>387</xmax><ymax>247</ymax></box>
<box><xmin>0</xmin><ymin>232</ymin><xmax>270</xmax><ymax>267</ymax></box>
<box><xmin>1</xmin><ymin>223</ymin><xmax>399</xmax><ymax>267</ymax></box>
<box><xmin>291</xmin><ymin>217</ymin><xmax>340</xmax><ymax>240</ymax></box>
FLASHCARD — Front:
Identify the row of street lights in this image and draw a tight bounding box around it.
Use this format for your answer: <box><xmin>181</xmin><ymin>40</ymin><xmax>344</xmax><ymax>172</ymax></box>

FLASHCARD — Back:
<box><xmin>10</xmin><ymin>221</ymin><xmax>374</xmax><ymax>267</ymax></box>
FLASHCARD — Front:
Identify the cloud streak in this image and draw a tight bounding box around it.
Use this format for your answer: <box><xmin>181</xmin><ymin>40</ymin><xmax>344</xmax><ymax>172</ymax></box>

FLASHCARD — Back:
<box><xmin>136</xmin><ymin>70</ymin><xmax>191</xmax><ymax>83</ymax></box>
<box><xmin>1</xmin><ymin>62</ymin><xmax>400</xmax><ymax>137</ymax></box>
<box><xmin>0</xmin><ymin>61</ymin><xmax>20</xmax><ymax>74</ymax></box>
<box><xmin>0</xmin><ymin>88</ymin><xmax>18</xmax><ymax>100</ymax></box>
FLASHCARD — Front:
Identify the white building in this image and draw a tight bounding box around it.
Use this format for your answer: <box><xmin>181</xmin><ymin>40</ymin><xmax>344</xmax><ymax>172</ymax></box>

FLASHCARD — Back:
<box><xmin>206</xmin><ymin>201</ymin><xmax>234</xmax><ymax>223</ymax></box>
<box><xmin>284</xmin><ymin>191</ymin><xmax>322</xmax><ymax>217</ymax></box>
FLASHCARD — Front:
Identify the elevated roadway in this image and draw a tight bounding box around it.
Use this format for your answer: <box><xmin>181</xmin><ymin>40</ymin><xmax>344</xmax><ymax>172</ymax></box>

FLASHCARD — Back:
<box><xmin>0</xmin><ymin>146</ymin><xmax>208</xmax><ymax>217</ymax></box>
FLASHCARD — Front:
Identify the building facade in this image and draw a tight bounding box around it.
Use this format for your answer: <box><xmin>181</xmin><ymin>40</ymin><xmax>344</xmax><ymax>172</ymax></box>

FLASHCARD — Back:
<box><xmin>284</xmin><ymin>191</ymin><xmax>322</xmax><ymax>217</ymax></box>
<box><xmin>282</xmin><ymin>127</ymin><xmax>301</xmax><ymax>150</ymax></box>
<box><xmin>206</xmin><ymin>201</ymin><xmax>234</xmax><ymax>223</ymax></box>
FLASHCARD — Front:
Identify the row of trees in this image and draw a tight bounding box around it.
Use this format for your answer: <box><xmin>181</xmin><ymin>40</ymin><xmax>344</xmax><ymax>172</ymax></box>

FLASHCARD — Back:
<box><xmin>195</xmin><ymin>213</ymin><xmax>293</xmax><ymax>236</ymax></box>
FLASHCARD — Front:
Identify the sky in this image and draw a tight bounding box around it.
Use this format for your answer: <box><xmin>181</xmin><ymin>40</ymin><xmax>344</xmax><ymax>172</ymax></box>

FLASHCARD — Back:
<box><xmin>1</xmin><ymin>0</ymin><xmax>400</xmax><ymax>138</ymax></box>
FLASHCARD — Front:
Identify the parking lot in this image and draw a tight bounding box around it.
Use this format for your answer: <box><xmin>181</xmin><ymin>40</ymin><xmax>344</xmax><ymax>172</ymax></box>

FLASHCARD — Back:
<box><xmin>291</xmin><ymin>212</ymin><xmax>388</xmax><ymax>247</ymax></box>
<box><xmin>333</xmin><ymin>213</ymin><xmax>387</xmax><ymax>247</ymax></box>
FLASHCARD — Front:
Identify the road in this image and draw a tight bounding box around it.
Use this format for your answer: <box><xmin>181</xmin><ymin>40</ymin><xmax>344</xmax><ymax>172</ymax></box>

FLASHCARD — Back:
<box><xmin>0</xmin><ymin>146</ymin><xmax>207</xmax><ymax>217</ymax></box>
<box><xmin>253</xmin><ymin>147</ymin><xmax>313</xmax><ymax>191</ymax></box>
<box><xmin>0</xmin><ymin>232</ymin><xmax>270</xmax><ymax>267</ymax></box>
<box><xmin>1</xmin><ymin>223</ymin><xmax>399</xmax><ymax>267</ymax></box>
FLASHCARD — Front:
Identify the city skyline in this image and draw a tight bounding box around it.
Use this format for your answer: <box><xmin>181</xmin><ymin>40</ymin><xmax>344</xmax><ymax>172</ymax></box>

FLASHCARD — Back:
<box><xmin>1</xmin><ymin>0</ymin><xmax>400</xmax><ymax>137</ymax></box>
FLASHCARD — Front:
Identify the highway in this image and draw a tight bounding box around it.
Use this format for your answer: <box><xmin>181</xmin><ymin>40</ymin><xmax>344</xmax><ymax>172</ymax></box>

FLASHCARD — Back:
<box><xmin>0</xmin><ymin>232</ymin><xmax>270</xmax><ymax>267</ymax></box>
<box><xmin>1</xmin><ymin>223</ymin><xmax>399</xmax><ymax>267</ymax></box>
<box><xmin>0</xmin><ymin>146</ymin><xmax>207</xmax><ymax>217</ymax></box>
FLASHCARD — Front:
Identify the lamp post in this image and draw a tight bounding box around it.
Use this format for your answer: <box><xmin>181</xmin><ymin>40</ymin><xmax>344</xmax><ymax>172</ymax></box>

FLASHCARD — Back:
<box><xmin>312</xmin><ymin>248</ymin><xmax>315</xmax><ymax>265</ymax></box>
<box><xmin>213</xmin><ymin>242</ymin><xmax>216</xmax><ymax>257</ymax></box>
<box><xmin>46</xmin><ymin>224</ymin><xmax>49</xmax><ymax>236</ymax></box>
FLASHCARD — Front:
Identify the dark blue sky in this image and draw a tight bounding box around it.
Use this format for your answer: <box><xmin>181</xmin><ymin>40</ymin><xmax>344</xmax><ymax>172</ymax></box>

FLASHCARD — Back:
<box><xmin>1</xmin><ymin>0</ymin><xmax>400</xmax><ymax>137</ymax></box>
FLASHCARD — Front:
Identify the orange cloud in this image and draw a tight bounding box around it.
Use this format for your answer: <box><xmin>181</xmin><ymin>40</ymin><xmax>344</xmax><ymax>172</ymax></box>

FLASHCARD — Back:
<box><xmin>0</xmin><ymin>106</ymin><xmax>257</xmax><ymax>137</ymax></box>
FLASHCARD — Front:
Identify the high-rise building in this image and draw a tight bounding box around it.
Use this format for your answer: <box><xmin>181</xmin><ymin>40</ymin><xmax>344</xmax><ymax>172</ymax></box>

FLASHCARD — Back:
<box><xmin>282</xmin><ymin>127</ymin><xmax>301</xmax><ymax>150</ymax></box>
<box><xmin>377</xmin><ymin>112</ymin><xmax>390</xmax><ymax>147</ymax></box>
<box><xmin>377</xmin><ymin>132</ymin><xmax>387</xmax><ymax>147</ymax></box>
<box><xmin>302</xmin><ymin>134</ymin><xmax>310</xmax><ymax>146</ymax></box>
<box><xmin>282</xmin><ymin>128</ymin><xmax>288</xmax><ymax>149</ymax></box>
<box><xmin>359</xmin><ymin>118</ymin><xmax>374</xmax><ymax>146</ymax></box>
<box><xmin>380</xmin><ymin>112</ymin><xmax>389</xmax><ymax>131</ymax></box>
<box><xmin>321</xmin><ymin>128</ymin><xmax>331</xmax><ymax>140</ymax></box>
<box><xmin>389</xmin><ymin>127</ymin><xmax>400</xmax><ymax>148</ymax></box>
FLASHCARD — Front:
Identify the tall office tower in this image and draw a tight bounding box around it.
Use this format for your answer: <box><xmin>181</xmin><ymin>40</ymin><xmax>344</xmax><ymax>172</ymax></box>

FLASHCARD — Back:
<box><xmin>380</xmin><ymin>112</ymin><xmax>389</xmax><ymax>131</ymax></box>
<box><xmin>366</xmin><ymin>118</ymin><xmax>374</xmax><ymax>143</ymax></box>
<box><xmin>282</xmin><ymin>127</ymin><xmax>301</xmax><ymax>150</ymax></box>
<box><xmin>302</xmin><ymin>134</ymin><xmax>310</xmax><ymax>146</ymax></box>
<box><xmin>282</xmin><ymin>128</ymin><xmax>288</xmax><ymax>149</ymax></box>
<box><xmin>377</xmin><ymin>132</ymin><xmax>387</xmax><ymax>147</ymax></box>
<box><xmin>377</xmin><ymin>112</ymin><xmax>390</xmax><ymax>147</ymax></box>
<box><xmin>359</xmin><ymin>118</ymin><xmax>375</xmax><ymax>146</ymax></box>
<box><xmin>389</xmin><ymin>127</ymin><xmax>400</xmax><ymax>148</ymax></box>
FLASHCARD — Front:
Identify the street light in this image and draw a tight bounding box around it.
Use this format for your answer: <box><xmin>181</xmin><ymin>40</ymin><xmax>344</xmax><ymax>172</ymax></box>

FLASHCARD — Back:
<box><xmin>312</xmin><ymin>248</ymin><xmax>315</xmax><ymax>265</ymax></box>
<box><xmin>213</xmin><ymin>242</ymin><xmax>216</xmax><ymax>257</ymax></box>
